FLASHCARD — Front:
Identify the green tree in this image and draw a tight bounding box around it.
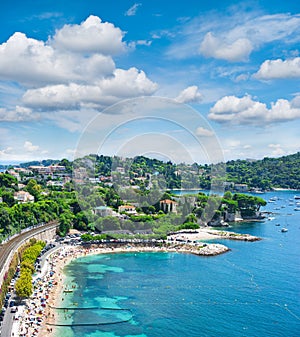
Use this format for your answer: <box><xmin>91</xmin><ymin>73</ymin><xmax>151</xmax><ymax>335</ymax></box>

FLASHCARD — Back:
<box><xmin>233</xmin><ymin>193</ymin><xmax>266</xmax><ymax>217</ymax></box>
<box><xmin>0</xmin><ymin>190</ymin><xmax>16</xmax><ymax>207</ymax></box>
<box><xmin>25</xmin><ymin>179</ymin><xmax>41</xmax><ymax>201</ymax></box>
<box><xmin>223</xmin><ymin>191</ymin><xmax>233</xmax><ymax>200</ymax></box>
<box><xmin>95</xmin><ymin>216</ymin><xmax>121</xmax><ymax>231</ymax></box>
<box><xmin>15</xmin><ymin>272</ymin><xmax>32</xmax><ymax>298</ymax></box>
<box><xmin>0</xmin><ymin>174</ymin><xmax>17</xmax><ymax>188</ymax></box>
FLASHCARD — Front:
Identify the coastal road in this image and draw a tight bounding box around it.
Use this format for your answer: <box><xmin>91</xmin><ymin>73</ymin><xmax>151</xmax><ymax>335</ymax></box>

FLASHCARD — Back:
<box><xmin>0</xmin><ymin>243</ymin><xmax>62</xmax><ymax>337</ymax></box>
<box><xmin>0</xmin><ymin>297</ymin><xmax>17</xmax><ymax>337</ymax></box>
<box><xmin>0</xmin><ymin>222</ymin><xmax>58</xmax><ymax>280</ymax></box>
<box><xmin>0</xmin><ymin>222</ymin><xmax>58</xmax><ymax>337</ymax></box>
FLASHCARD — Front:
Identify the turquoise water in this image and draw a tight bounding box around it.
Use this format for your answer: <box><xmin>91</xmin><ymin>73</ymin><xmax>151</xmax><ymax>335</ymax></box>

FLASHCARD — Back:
<box><xmin>55</xmin><ymin>190</ymin><xmax>300</xmax><ymax>337</ymax></box>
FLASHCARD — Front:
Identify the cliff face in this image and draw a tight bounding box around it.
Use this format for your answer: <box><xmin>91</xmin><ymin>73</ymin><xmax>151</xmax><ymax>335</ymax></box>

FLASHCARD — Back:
<box><xmin>224</xmin><ymin>211</ymin><xmax>243</xmax><ymax>222</ymax></box>
<box><xmin>207</xmin><ymin>210</ymin><xmax>265</xmax><ymax>227</ymax></box>
<box><xmin>241</xmin><ymin>211</ymin><xmax>266</xmax><ymax>220</ymax></box>
<box><xmin>223</xmin><ymin>210</ymin><xmax>266</xmax><ymax>223</ymax></box>
<box><xmin>207</xmin><ymin>219</ymin><xmax>229</xmax><ymax>227</ymax></box>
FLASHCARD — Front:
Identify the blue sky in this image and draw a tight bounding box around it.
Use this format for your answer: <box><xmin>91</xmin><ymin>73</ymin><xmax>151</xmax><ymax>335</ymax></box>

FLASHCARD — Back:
<box><xmin>0</xmin><ymin>0</ymin><xmax>299</xmax><ymax>164</ymax></box>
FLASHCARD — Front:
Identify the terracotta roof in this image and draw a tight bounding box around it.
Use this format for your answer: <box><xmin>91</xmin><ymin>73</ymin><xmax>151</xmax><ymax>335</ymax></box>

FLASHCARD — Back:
<box><xmin>160</xmin><ymin>199</ymin><xmax>178</xmax><ymax>204</ymax></box>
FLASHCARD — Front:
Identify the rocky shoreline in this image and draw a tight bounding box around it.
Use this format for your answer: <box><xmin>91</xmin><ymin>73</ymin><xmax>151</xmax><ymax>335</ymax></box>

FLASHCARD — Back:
<box><xmin>168</xmin><ymin>227</ymin><xmax>261</xmax><ymax>242</ymax></box>
<box><xmin>205</xmin><ymin>230</ymin><xmax>261</xmax><ymax>242</ymax></box>
<box><xmin>128</xmin><ymin>242</ymin><xmax>230</xmax><ymax>256</ymax></box>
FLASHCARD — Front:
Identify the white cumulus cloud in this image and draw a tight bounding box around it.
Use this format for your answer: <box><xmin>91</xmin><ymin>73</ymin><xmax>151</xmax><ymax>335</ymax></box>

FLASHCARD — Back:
<box><xmin>24</xmin><ymin>141</ymin><xmax>39</xmax><ymax>152</ymax></box>
<box><xmin>53</xmin><ymin>15</ymin><xmax>125</xmax><ymax>55</ymax></box>
<box><xmin>0</xmin><ymin>15</ymin><xmax>157</xmax><ymax>113</ymax></box>
<box><xmin>199</xmin><ymin>32</ymin><xmax>253</xmax><ymax>62</ymax></box>
<box><xmin>254</xmin><ymin>57</ymin><xmax>300</xmax><ymax>79</ymax></box>
<box><xmin>0</xmin><ymin>106</ymin><xmax>38</xmax><ymax>122</ymax></box>
<box><xmin>208</xmin><ymin>94</ymin><xmax>300</xmax><ymax>125</ymax></box>
<box><xmin>291</xmin><ymin>95</ymin><xmax>300</xmax><ymax>108</ymax></box>
<box><xmin>22</xmin><ymin>68</ymin><xmax>158</xmax><ymax>110</ymax></box>
<box><xmin>175</xmin><ymin>85</ymin><xmax>203</xmax><ymax>103</ymax></box>
<box><xmin>0</xmin><ymin>31</ymin><xmax>115</xmax><ymax>86</ymax></box>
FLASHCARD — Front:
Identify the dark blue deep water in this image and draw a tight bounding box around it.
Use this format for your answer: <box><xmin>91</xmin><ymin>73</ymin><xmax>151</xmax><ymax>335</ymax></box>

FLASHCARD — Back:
<box><xmin>55</xmin><ymin>191</ymin><xmax>300</xmax><ymax>337</ymax></box>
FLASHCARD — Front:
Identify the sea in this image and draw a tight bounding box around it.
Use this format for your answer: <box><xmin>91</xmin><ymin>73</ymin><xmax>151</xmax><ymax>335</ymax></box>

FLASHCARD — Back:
<box><xmin>54</xmin><ymin>190</ymin><xmax>300</xmax><ymax>337</ymax></box>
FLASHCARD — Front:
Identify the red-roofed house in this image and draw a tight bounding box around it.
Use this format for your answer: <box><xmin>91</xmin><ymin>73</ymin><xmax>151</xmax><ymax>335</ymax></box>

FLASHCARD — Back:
<box><xmin>159</xmin><ymin>199</ymin><xmax>178</xmax><ymax>213</ymax></box>
<box><xmin>118</xmin><ymin>205</ymin><xmax>137</xmax><ymax>214</ymax></box>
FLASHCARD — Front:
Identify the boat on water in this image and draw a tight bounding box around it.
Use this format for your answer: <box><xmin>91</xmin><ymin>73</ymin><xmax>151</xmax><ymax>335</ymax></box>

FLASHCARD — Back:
<box><xmin>275</xmin><ymin>223</ymin><xmax>280</xmax><ymax>226</ymax></box>
<box><xmin>294</xmin><ymin>195</ymin><xmax>300</xmax><ymax>200</ymax></box>
<box><xmin>294</xmin><ymin>207</ymin><xmax>300</xmax><ymax>211</ymax></box>
<box><xmin>281</xmin><ymin>228</ymin><xmax>288</xmax><ymax>232</ymax></box>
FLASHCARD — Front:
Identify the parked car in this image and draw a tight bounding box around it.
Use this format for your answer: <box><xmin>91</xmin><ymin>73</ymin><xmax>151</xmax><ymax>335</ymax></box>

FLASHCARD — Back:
<box><xmin>10</xmin><ymin>307</ymin><xmax>17</xmax><ymax>313</ymax></box>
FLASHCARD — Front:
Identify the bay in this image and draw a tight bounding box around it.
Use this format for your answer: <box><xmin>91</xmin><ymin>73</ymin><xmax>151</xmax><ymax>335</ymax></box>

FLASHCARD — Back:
<box><xmin>55</xmin><ymin>190</ymin><xmax>300</xmax><ymax>337</ymax></box>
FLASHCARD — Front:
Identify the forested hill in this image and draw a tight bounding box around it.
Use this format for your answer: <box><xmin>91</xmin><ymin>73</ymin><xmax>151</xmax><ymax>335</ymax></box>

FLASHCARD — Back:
<box><xmin>225</xmin><ymin>152</ymin><xmax>300</xmax><ymax>190</ymax></box>
<box><xmin>19</xmin><ymin>159</ymin><xmax>60</xmax><ymax>167</ymax></box>
<box><xmin>15</xmin><ymin>151</ymin><xmax>300</xmax><ymax>190</ymax></box>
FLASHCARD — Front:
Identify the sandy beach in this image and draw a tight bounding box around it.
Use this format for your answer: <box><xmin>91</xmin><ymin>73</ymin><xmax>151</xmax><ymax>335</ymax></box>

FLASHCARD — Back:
<box><xmin>33</xmin><ymin>243</ymin><xmax>229</xmax><ymax>336</ymax></box>
<box><xmin>11</xmin><ymin>227</ymin><xmax>260</xmax><ymax>336</ymax></box>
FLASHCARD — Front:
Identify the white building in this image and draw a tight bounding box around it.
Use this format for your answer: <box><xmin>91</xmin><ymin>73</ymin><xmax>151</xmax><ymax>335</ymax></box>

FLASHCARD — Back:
<box><xmin>14</xmin><ymin>191</ymin><xmax>34</xmax><ymax>203</ymax></box>
<box><xmin>118</xmin><ymin>205</ymin><xmax>137</xmax><ymax>214</ymax></box>
<box><xmin>94</xmin><ymin>206</ymin><xmax>113</xmax><ymax>217</ymax></box>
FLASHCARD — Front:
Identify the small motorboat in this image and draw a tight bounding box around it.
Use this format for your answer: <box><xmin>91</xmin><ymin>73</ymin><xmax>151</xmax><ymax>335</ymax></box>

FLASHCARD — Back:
<box><xmin>281</xmin><ymin>228</ymin><xmax>288</xmax><ymax>232</ymax></box>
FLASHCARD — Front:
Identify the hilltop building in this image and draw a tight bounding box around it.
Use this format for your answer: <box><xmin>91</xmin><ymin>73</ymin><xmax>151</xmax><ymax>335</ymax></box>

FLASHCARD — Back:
<box><xmin>159</xmin><ymin>199</ymin><xmax>178</xmax><ymax>213</ymax></box>
<box><xmin>118</xmin><ymin>205</ymin><xmax>137</xmax><ymax>214</ymax></box>
<box><xmin>93</xmin><ymin>206</ymin><xmax>113</xmax><ymax>217</ymax></box>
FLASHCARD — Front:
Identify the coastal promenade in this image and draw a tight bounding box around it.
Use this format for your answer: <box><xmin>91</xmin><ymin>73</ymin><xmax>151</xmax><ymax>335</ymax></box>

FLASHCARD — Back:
<box><xmin>0</xmin><ymin>222</ymin><xmax>58</xmax><ymax>288</ymax></box>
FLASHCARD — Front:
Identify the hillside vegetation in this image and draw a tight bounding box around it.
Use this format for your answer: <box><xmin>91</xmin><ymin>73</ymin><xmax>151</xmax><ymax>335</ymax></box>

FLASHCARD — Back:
<box><xmin>225</xmin><ymin>152</ymin><xmax>300</xmax><ymax>190</ymax></box>
<box><xmin>0</xmin><ymin>152</ymin><xmax>298</xmax><ymax>241</ymax></box>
